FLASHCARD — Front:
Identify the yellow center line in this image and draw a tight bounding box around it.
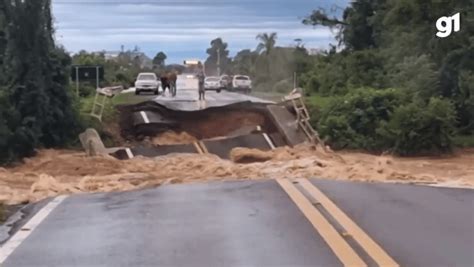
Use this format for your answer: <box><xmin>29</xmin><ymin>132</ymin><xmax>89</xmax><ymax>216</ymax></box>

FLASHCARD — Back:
<box><xmin>193</xmin><ymin>142</ymin><xmax>203</xmax><ymax>154</ymax></box>
<box><xmin>277</xmin><ymin>179</ymin><xmax>367</xmax><ymax>267</ymax></box>
<box><xmin>199</xmin><ymin>141</ymin><xmax>209</xmax><ymax>154</ymax></box>
<box><xmin>297</xmin><ymin>179</ymin><xmax>399</xmax><ymax>267</ymax></box>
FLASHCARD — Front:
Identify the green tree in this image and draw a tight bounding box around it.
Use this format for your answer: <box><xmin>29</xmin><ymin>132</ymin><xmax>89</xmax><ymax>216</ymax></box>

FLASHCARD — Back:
<box><xmin>204</xmin><ymin>38</ymin><xmax>230</xmax><ymax>76</ymax></box>
<box><xmin>256</xmin><ymin>32</ymin><xmax>277</xmax><ymax>55</ymax></box>
<box><xmin>152</xmin><ymin>51</ymin><xmax>167</xmax><ymax>68</ymax></box>
<box><xmin>0</xmin><ymin>0</ymin><xmax>80</xmax><ymax>163</ymax></box>
<box><xmin>231</xmin><ymin>49</ymin><xmax>258</xmax><ymax>75</ymax></box>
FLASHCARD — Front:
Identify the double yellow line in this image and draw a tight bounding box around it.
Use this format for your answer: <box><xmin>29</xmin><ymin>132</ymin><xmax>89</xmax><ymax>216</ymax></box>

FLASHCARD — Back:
<box><xmin>277</xmin><ymin>179</ymin><xmax>399</xmax><ymax>267</ymax></box>
<box><xmin>193</xmin><ymin>141</ymin><xmax>209</xmax><ymax>154</ymax></box>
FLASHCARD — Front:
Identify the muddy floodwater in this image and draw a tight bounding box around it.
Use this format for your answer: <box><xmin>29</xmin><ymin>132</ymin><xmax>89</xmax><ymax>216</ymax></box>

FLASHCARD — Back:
<box><xmin>1</xmin><ymin>143</ymin><xmax>473</xmax><ymax>205</ymax></box>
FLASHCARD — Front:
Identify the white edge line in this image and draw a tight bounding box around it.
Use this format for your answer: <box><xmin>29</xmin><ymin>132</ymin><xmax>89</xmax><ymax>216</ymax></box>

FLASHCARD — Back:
<box><xmin>140</xmin><ymin>111</ymin><xmax>150</xmax><ymax>124</ymax></box>
<box><xmin>125</xmin><ymin>148</ymin><xmax>134</xmax><ymax>159</ymax></box>
<box><xmin>0</xmin><ymin>195</ymin><xmax>68</xmax><ymax>264</ymax></box>
<box><xmin>263</xmin><ymin>133</ymin><xmax>276</xmax><ymax>150</ymax></box>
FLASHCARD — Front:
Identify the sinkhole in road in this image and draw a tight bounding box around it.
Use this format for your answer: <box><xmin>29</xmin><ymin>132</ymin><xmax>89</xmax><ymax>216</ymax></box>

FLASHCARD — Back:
<box><xmin>118</xmin><ymin>101</ymin><xmax>283</xmax><ymax>146</ymax></box>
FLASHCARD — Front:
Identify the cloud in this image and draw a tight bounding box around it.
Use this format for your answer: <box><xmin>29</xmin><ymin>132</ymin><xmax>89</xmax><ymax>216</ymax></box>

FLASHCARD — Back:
<box><xmin>53</xmin><ymin>0</ymin><xmax>345</xmax><ymax>63</ymax></box>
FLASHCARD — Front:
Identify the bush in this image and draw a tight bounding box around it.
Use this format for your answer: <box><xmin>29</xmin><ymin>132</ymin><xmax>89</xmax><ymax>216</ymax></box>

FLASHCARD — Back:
<box><xmin>77</xmin><ymin>84</ymin><xmax>96</xmax><ymax>97</ymax></box>
<box><xmin>272</xmin><ymin>79</ymin><xmax>293</xmax><ymax>94</ymax></box>
<box><xmin>379</xmin><ymin>98</ymin><xmax>456</xmax><ymax>155</ymax></box>
<box><xmin>317</xmin><ymin>88</ymin><xmax>406</xmax><ymax>150</ymax></box>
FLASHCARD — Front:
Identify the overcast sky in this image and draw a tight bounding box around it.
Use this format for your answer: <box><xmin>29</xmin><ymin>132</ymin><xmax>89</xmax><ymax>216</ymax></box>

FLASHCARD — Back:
<box><xmin>52</xmin><ymin>0</ymin><xmax>349</xmax><ymax>63</ymax></box>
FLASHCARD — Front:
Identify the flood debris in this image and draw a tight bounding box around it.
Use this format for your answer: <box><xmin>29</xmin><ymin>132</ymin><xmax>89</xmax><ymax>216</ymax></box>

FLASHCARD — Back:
<box><xmin>1</xmin><ymin>98</ymin><xmax>472</xmax><ymax>205</ymax></box>
<box><xmin>0</xmin><ymin>146</ymin><xmax>473</xmax><ymax>205</ymax></box>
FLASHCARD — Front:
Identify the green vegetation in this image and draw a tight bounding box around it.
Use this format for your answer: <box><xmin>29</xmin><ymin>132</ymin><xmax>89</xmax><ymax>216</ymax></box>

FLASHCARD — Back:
<box><xmin>300</xmin><ymin>0</ymin><xmax>474</xmax><ymax>154</ymax></box>
<box><xmin>1</xmin><ymin>0</ymin><xmax>473</xmax><ymax>165</ymax></box>
<box><xmin>307</xmin><ymin>94</ymin><xmax>334</xmax><ymax>110</ymax></box>
<box><xmin>226</xmin><ymin>0</ymin><xmax>473</xmax><ymax>154</ymax></box>
<box><xmin>453</xmin><ymin>135</ymin><xmax>474</xmax><ymax>148</ymax></box>
<box><xmin>112</xmin><ymin>92</ymin><xmax>152</xmax><ymax>106</ymax></box>
<box><xmin>72</xmin><ymin>49</ymin><xmax>154</xmax><ymax>90</ymax></box>
<box><xmin>0</xmin><ymin>0</ymin><xmax>81</xmax><ymax>164</ymax></box>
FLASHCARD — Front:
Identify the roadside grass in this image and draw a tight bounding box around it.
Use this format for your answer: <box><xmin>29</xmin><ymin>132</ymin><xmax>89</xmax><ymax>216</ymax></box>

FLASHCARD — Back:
<box><xmin>78</xmin><ymin>91</ymin><xmax>155</xmax><ymax>147</ymax></box>
<box><xmin>453</xmin><ymin>134</ymin><xmax>474</xmax><ymax>148</ymax></box>
<box><xmin>113</xmin><ymin>92</ymin><xmax>153</xmax><ymax>106</ymax></box>
<box><xmin>80</xmin><ymin>92</ymin><xmax>152</xmax><ymax>122</ymax></box>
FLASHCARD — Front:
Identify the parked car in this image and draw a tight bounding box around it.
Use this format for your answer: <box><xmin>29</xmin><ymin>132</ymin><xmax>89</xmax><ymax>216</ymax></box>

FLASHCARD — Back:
<box><xmin>135</xmin><ymin>73</ymin><xmax>160</xmax><ymax>95</ymax></box>
<box><xmin>219</xmin><ymin>75</ymin><xmax>232</xmax><ymax>90</ymax></box>
<box><xmin>204</xmin><ymin>76</ymin><xmax>222</xmax><ymax>93</ymax></box>
<box><xmin>232</xmin><ymin>75</ymin><xmax>252</xmax><ymax>93</ymax></box>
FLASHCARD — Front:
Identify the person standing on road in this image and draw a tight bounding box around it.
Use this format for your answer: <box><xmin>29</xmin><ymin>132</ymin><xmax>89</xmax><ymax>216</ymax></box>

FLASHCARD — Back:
<box><xmin>160</xmin><ymin>71</ymin><xmax>170</xmax><ymax>96</ymax></box>
<box><xmin>167</xmin><ymin>70</ymin><xmax>178</xmax><ymax>97</ymax></box>
<box><xmin>197</xmin><ymin>70</ymin><xmax>206</xmax><ymax>101</ymax></box>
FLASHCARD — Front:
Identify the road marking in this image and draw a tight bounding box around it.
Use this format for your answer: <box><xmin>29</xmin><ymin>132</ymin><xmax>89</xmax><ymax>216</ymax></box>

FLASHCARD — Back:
<box><xmin>262</xmin><ymin>133</ymin><xmax>276</xmax><ymax>150</ymax></box>
<box><xmin>277</xmin><ymin>179</ymin><xmax>367</xmax><ymax>267</ymax></box>
<box><xmin>199</xmin><ymin>141</ymin><xmax>209</xmax><ymax>154</ymax></box>
<box><xmin>297</xmin><ymin>179</ymin><xmax>399</xmax><ymax>267</ymax></box>
<box><xmin>193</xmin><ymin>142</ymin><xmax>204</xmax><ymax>154</ymax></box>
<box><xmin>0</xmin><ymin>195</ymin><xmax>67</xmax><ymax>264</ymax></box>
<box><xmin>125</xmin><ymin>148</ymin><xmax>134</xmax><ymax>159</ymax></box>
<box><xmin>140</xmin><ymin>111</ymin><xmax>150</xmax><ymax>124</ymax></box>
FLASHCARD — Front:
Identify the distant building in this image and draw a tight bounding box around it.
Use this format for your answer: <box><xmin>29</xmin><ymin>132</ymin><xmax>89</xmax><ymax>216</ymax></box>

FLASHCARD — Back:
<box><xmin>307</xmin><ymin>48</ymin><xmax>324</xmax><ymax>55</ymax></box>
<box><xmin>94</xmin><ymin>50</ymin><xmax>153</xmax><ymax>69</ymax></box>
<box><xmin>103</xmin><ymin>51</ymin><xmax>121</xmax><ymax>60</ymax></box>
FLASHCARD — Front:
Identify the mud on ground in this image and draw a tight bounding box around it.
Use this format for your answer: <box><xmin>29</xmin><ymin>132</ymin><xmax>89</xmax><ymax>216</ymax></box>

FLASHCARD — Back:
<box><xmin>1</xmin><ymin>145</ymin><xmax>472</xmax><ymax>205</ymax></box>
<box><xmin>118</xmin><ymin>101</ymin><xmax>277</xmax><ymax>142</ymax></box>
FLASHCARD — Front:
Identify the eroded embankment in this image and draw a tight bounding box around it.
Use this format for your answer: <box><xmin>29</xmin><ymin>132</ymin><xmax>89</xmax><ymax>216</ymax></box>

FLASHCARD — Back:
<box><xmin>118</xmin><ymin>101</ymin><xmax>278</xmax><ymax>143</ymax></box>
<box><xmin>1</xmin><ymin>101</ymin><xmax>472</xmax><ymax>205</ymax></box>
<box><xmin>1</xmin><ymin>146</ymin><xmax>473</xmax><ymax>205</ymax></box>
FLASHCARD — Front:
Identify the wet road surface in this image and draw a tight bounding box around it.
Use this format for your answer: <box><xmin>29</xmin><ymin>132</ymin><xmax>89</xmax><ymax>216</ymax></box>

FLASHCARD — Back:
<box><xmin>154</xmin><ymin>88</ymin><xmax>273</xmax><ymax>111</ymax></box>
<box><xmin>1</xmin><ymin>179</ymin><xmax>473</xmax><ymax>267</ymax></box>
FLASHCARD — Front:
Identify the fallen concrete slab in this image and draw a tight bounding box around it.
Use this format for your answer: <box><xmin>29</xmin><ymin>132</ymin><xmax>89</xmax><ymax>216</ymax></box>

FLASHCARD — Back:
<box><xmin>111</xmin><ymin>144</ymin><xmax>199</xmax><ymax>160</ymax></box>
<box><xmin>266</xmin><ymin>104</ymin><xmax>307</xmax><ymax>147</ymax></box>
<box><xmin>78</xmin><ymin>128</ymin><xmax>123</xmax><ymax>156</ymax></box>
<box><xmin>132</xmin><ymin>111</ymin><xmax>177</xmax><ymax>127</ymax></box>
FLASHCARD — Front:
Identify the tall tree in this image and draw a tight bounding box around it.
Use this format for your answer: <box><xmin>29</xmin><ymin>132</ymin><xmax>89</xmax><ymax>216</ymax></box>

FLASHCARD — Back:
<box><xmin>204</xmin><ymin>38</ymin><xmax>230</xmax><ymax>76</ymax></box>
<box><xmin>232</xmin><ymin>49</ymin><xmax>258</xmax><ymax>75</ymax></box>
<box><xmin>256</xmin><ymin>32</ymin><xmax>277</xmax><ymax>55</ymax></box>
<box><xmin>153</xmin><ymin>51</ymin><xmax>167</xmax><ymax>68</ymax></box>
<box><xmin>0</xmin><ymin>0</ymin><xmax>80</xmax><ymax>163</ymax></box>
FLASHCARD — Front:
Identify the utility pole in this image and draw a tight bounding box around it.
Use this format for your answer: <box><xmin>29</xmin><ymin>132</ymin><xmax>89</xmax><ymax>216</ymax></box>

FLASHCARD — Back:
<box><xmin>217</xmin><ymin>48</ymin><xmax>221</xmax><ymax>76</ymax></box>
<box><xmin>293</xmin><ymin>72</ymin><xmax>297</xmax><ymax>89</ymax></box>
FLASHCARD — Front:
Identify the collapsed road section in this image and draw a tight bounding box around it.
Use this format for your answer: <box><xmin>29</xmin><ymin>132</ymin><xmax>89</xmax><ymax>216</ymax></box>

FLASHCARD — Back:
<box><xmin>110</xmin><ymin>93</ymin><xmax>313</xmax><ymax>160</ymax></box>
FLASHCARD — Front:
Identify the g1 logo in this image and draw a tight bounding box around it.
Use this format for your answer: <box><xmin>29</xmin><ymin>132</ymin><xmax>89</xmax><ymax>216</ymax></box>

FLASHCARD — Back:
<box><xmin>436</xmin><ymin>12</ymin><xmax>460</xmax><ymax>38</ymax></box>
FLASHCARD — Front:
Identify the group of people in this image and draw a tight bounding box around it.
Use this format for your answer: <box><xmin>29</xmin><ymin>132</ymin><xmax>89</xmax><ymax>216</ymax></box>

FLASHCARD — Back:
<box><xmin>159</xmin><ymin>66</ymin><xmax>207</xmax><ymax>101</ymax></box>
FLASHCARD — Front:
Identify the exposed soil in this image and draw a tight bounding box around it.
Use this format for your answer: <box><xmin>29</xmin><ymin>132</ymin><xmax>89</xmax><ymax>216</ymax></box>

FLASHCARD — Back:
<box><xmin>0</xmin><ymin>146</ymin><xmax>472</xmax><ymax>205</ymax></box>
<box><xmin>152</xmin><ymin>131</ymin><xmax>198</xmax><ymax>145</ymax></box>
<box><xmin>119</xmin><ymin>102</ymin><xmax>277</xmax><ymax>142</ymax></box>
<box><xmin>180</xmin><ymin>110</ymin><xmax>266</xmax><ymax>139</ymax></box>
<box><xmin>1</xmin><ymin>102</ymin><xmax>472</xmax><ymax>205</ymax></box>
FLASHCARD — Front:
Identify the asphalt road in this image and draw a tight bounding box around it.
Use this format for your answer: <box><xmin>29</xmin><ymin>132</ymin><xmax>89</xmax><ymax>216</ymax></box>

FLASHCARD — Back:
<box><xmin>153</xmin><ymin>88</ymin><xmax>273</xmax><ymax>111</ymax></box>
<box><xmin>1</xmin><ymin>179</ymin><xmax>473</xmax><ymax>267</ymax></box>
